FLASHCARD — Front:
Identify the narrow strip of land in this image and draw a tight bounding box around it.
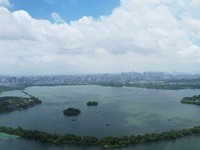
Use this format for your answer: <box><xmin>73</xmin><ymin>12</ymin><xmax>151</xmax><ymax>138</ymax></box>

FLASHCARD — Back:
<box><xmin>1</xmin><ymin>125</ymin><xmax>200</xmax><ymax>149</ymax></box>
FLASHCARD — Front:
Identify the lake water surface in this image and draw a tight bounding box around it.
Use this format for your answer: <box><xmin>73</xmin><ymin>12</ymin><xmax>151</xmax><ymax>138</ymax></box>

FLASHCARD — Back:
<box><xmin>0</xmin><ymin>85</ymin><xmax>200</xmax><ymax>149</ymax></box>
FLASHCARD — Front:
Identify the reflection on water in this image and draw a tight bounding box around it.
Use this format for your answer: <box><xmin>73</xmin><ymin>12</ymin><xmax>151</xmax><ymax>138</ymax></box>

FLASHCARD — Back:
<box><xmin>0</xmin><ymin>85</ymin><xmax>200</xmax><ymax>149</ymax></box>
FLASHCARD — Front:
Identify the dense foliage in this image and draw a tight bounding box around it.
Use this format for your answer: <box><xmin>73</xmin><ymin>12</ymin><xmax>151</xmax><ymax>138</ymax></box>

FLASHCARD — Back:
<box><xmin>181</xmin><ymin>95</ymin><xmax>200</xmax><ymax>105</ymax></box>
<box><xmin>63</xmin><ymin>108</ymin><xmax>81</xmax><ymax>116</ymax></box>
<box><xmin>0</xmin><ymin>126</ymin><xmax>98</xmax><ymax>145</ymax></box>
<box><xmin>2</xmin><ymin>125</ymin><xmax>200</xmax><ymax>149</ymax></box>
<box><xmin>87</xmin><ymin>101</ymin><xmax>98</xmax><ymax>106</ymax></box>
<box><xmin>0</xmin><ymin>96</ymin><xmax>42</xmax><ymax>113</ymax></box>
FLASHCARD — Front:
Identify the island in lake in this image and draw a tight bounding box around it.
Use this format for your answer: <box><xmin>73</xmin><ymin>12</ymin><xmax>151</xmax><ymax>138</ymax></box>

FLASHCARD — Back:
<box><xmin>181</xmin><ymin>95</ymin><xmax>200</xmax><ymax>105</ymax></box>
<box><xmin>87</xmin><ymin>101</ymin><xmax>98</xmax><ymax>106</ymax></box>
<box><xmin>0</xmin><ymin>96</ymin><xmax>42</xmax><ymax>114</ymax></box>
<box><xmin>63</xmin><ymin>107</ymin><xmax>81</xmax><ymax>116</ymax></box>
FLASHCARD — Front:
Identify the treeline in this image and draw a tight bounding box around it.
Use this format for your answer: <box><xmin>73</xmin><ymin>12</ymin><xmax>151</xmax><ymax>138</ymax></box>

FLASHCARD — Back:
<box><xmin>181</xmin><ymin>95</ymin><xmax>200</xmax><ymax>105</ymax></box>
<box><xmin>100</xmin><ymin>83</ymin><xmax>200</xmax><ymax>90</ymax></box>
<box><xmin>0</xmin><ymin>126</ymin><xmax>98</xmax><ymax>145</ymax></box>
<box><xmin>1</xmin><ymin>125</ymin><xmax>200</xmax><ymax>148</ymax></box>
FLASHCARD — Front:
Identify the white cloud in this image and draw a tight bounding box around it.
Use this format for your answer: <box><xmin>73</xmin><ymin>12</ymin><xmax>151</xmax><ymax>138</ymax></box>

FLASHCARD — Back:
<box><xmin>0</xmin><ymin>0</ymin><xmax>10</xmax><ymax>7</ymax></box>
<box><xmin>0</xmin><ymin>0</ymin><xmax>200</xmax><ymax>75</ymax></box>
<box><xmin>51</xmin><ymin>12</ymin><xmax>65</xmax><ymax>24</ymax></box>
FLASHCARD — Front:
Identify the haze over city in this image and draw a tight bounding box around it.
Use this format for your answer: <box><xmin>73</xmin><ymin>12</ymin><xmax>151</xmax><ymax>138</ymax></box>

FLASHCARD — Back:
<box><xmin>0</xmin><ymin>0</ymin><xmax>200</xmax><ymax>75</ymax></box>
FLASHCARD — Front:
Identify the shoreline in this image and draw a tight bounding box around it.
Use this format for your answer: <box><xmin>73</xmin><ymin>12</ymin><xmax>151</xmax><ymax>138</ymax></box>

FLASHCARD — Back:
<box><xmin>0</xmin><ymin>132</ymin><xmax>20</xmax><ymax>139</ymax></box>
<box><xmin>1</xmin><ymin>125</ymin><xmax>200</xmax><ymax>149</ymax></box>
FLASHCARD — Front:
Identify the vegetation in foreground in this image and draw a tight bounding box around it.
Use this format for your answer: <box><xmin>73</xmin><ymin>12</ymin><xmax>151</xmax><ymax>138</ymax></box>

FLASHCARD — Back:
<box><xmin>1</xmin><ymin>125</ymin><xmax>200</xmax><ymax>149</ymax></box>
<box><xmin>63</xmin><ymin>108</ymin><xmax>81</xmax><ymax>116</ymax></box>
<box><xmin>181</xmin><ymin>95</ymin><xmax>200</xmax><ymax>105</ymax></box>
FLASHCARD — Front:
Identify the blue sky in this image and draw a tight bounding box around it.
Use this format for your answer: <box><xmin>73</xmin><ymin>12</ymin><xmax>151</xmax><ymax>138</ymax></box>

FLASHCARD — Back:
<box><xmin>0</xmin><ymin>0</ymin><xmax>200</xmax><ymax>75</ymax></box>
<box><xmin>9</xmin><ymin>0</ymin><xmax>120</xmax><ymax>23</ymax></box>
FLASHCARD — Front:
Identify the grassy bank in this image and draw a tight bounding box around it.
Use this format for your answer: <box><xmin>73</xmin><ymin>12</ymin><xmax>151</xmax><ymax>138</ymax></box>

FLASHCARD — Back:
<box><xmin>0</xmin><ymin>132</ymin><xmax>20</xmax><ymax>139</ymax></box>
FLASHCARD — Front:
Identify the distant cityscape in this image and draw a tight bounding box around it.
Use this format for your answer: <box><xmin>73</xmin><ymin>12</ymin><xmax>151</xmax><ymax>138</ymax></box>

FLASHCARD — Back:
<box><xmin>0</xmin><ymin>71</ymin><xmax>200</xmax><ymax>89</ymax></box>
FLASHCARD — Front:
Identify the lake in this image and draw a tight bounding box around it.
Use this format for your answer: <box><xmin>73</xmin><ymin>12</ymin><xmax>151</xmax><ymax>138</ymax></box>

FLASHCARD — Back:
<box><xmin>0</xmin><ymin>85</ymin><xmax>200</xmax><ymax>149</ymax></box>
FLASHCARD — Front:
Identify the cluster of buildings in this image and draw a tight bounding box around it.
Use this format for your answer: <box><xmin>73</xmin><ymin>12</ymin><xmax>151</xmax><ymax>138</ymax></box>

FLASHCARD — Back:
<box><xmin>0</xmin><ymin>71</ymin><xmax>200</xmax><ymax>87</ymax></box>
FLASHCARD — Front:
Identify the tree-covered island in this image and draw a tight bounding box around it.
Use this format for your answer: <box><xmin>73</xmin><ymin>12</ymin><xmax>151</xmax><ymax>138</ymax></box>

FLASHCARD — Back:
<box><xmin>63</xmin><ymin>108</ymin><xmax>81</xmax><ymax>116</ymax></box>
<box><xmin>0</xmin><ymin>96</ymin><xmax>42</xmax><ymax>114</ymax></box>
<box><xmin>181</xmin><ymin>95</ymin><xmax>200</xmax><ymax>105</ymax></box>
<box><xmin>87</xmin><ymin>101</ymin><xmax>98</xmax><ymax>106</ymax></box>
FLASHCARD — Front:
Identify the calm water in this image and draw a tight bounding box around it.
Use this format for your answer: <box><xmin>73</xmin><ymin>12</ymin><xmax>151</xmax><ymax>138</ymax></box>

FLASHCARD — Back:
<box><xmin>0</xmin><ymin>85</ymin><xmax>200</xmax><ymax>149</ymax></box>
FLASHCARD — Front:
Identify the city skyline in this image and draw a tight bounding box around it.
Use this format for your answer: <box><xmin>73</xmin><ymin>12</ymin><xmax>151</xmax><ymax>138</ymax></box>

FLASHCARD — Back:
<box><xmin>0</xmin><ymin>0</ymin><xmax>200</xmax><ymax>75</ymax></box>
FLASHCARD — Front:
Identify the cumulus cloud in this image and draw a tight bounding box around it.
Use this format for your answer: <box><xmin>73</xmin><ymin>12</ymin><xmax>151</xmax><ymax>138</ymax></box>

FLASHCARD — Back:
<box><xmin>0</xmin><ymin>0</ymin><xmax>200</xmax><ymax>75</ymax></box>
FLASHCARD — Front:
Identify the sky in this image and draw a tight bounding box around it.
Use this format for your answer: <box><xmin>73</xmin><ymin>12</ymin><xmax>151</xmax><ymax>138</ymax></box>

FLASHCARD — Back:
<box><xmin>0</xmin><ymin>0</ymin><xmax>200</xmax><ymax>75</ymax></box>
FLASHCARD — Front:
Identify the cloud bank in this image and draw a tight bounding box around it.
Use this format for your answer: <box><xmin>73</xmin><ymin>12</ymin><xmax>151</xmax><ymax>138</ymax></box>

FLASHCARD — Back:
<box><xmin>0</xmin><ymin>0</ymin><xmax>200</xmax><ymax>75</ymax></box>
